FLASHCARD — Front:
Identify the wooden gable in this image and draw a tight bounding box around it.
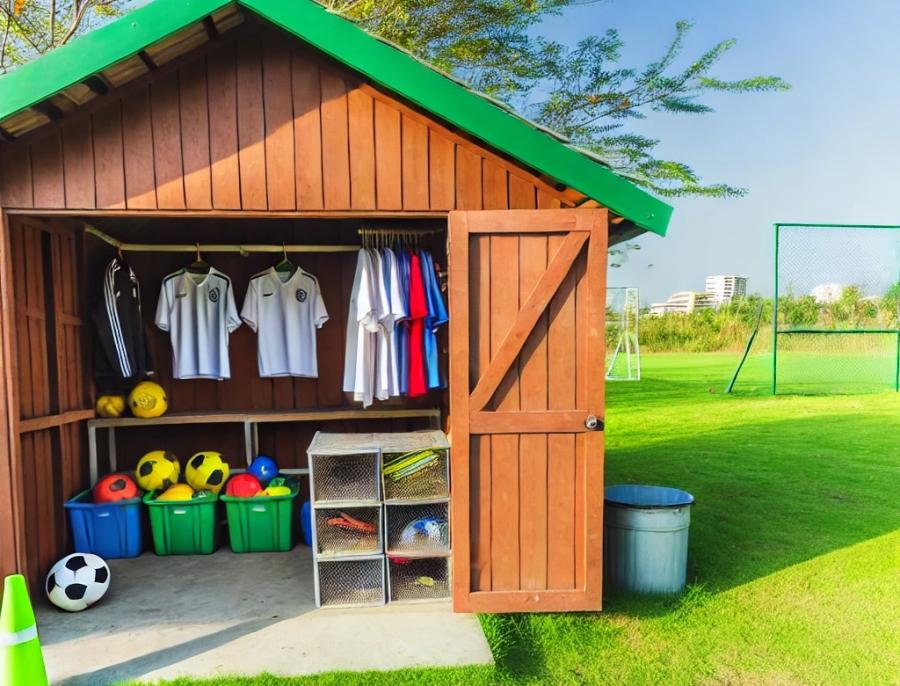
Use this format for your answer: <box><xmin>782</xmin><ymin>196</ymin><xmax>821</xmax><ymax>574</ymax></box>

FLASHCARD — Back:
<box><xmin>0</xmin><ymin>27</ymin><xmax>577</xmax><ymax>215</ymax></box>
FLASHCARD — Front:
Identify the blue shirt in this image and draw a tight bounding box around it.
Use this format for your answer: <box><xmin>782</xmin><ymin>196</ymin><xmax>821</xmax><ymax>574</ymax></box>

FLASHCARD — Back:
<box><xmin>421</xmin><ymin>250</ymin><xmax>448</xmax><ymax>390</ymax></box>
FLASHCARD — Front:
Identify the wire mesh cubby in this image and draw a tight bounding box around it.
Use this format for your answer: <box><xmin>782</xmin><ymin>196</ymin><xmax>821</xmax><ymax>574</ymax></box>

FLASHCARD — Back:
<box><xmin>314</xmin><ymin>506</ymin><xmax>383</xmax><ymax>558</ymax></box>
<box><xmin>387</xmin><ymin>555</ymin><xmax>451</xmax><ymax>603</ymax></box>
<box><xmin>315</xmin><ymin>556</ymin><xmax>386</xmax><ymax>608</ymax></box>
<box><xmin>382</xmin><ymin>448</ymin><xmax>450</xmax><ymax>501</ymax></box>
<box><xmin>308</xmin><ymin>450</ymin><xmax>381</xmax><ymax>504</ymax></box>
<box><xmin>385</xmin><ymin>500</ymin><xmax>451</xmax><ymax>556</ymax></box>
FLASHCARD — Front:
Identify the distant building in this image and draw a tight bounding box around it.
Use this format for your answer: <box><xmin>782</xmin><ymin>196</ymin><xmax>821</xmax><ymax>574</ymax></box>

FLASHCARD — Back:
<box><xmin>649</xmin><ymin>291</ymin><xmax>716</xmax><ymax>315</ymax></box>
<box><xmin>705</xmin><ymin>275</ymin><xmax>747</xmax><ymax>307</ymax></box>
<box><xmin>811</xmin><ymin>283</ymin><xmax>844</xmax><ymax>304</ymax></box>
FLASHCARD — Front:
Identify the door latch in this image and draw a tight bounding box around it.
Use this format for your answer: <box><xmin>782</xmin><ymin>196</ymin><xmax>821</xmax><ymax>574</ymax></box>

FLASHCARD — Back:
<box><xmin>584</xmin><ymin>415</ymin><xmax>604</xmax><ymax>431</ymax></box>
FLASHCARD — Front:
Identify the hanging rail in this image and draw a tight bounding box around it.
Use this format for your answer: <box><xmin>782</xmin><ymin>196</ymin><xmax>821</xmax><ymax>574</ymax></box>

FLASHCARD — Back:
<box><xmin>84</xmin><ymin>224</ymin><xmax>360</xmax><ymax>254</ymax></box>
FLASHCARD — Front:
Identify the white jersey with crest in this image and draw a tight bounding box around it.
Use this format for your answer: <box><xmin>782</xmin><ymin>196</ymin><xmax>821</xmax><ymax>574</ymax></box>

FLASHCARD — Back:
<box><xmin>155</xmin><ymin>267</ymin><xmax>241</xmax><ymax>380</ymax></box>
<box><xmin>241</xmin><ymin>267</ymin><xmax>329</xmax><ymax>377</ymax></box>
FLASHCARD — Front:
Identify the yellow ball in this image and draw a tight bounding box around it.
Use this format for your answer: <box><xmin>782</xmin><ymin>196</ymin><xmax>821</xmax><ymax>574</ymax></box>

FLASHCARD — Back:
<box><xmin>156</xmin><ymin>484</ymin><xmax>195</xmax><ymax>501</ymax></box>
<box><xmin>135</xmin><ymin>450</ymin><xmax>180</xmax><ymax>492</ymax></box>
<box><xmin>185</xmin><ymin>451</ymin><xmax>229</xmax><ymax>494</ymax></box>
<box><xmin>96</xmin><ymin>395</ymin><xmax>126</xmax><ymax>418</ymax></box>
<box><xmin>259</xmin><ymin>485</ymin><xmax>291</xmax><ymax>497</ymax></box>
<box><xmin>128</xmin><ymin>381</ymin><xmax>168</xmax><ymax>418</ymax></box>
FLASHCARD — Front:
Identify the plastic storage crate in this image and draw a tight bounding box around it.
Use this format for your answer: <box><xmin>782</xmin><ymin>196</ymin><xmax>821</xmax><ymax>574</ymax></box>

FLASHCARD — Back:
<box><xmin>315</xmin><ymin>556</ymin><xmax>385</xmax><ymax>608</ymax></box>
<box><xmin>65</xmin><ymin>490</ymin><xmax>144</xmax><ymax>559</ymax></box>
<box><xmin>143</xmin><ymin>491</ymin><xmax>220</xmax><ymax>555</ymax></box>
<box><xmin>221</xmin><ymin>484</ymin><xmax>299</xmax><ymax>553</ymax></box>
<box><xmin>385</xmin><ymin>501</ymin><xmax>450</xmax><ymax>555</ymax></box>
<box><xmin>309</xmin><ymin>451</ymin><xmax>380</xmax><ymax>503</ymax></box>
<box><xmin>314</xmin><ymin>506</ymin><xmax>382</xmax><ymax>557</ymax></box>
<box><xmin>382</xmin><ymin>448</ymin><xmax>449</xmax><ymax>501</ymax></box>
<box><xmin>387</xmin><ymin>556</ymin><xmax>451</xmax><ymax>603</ymax></box>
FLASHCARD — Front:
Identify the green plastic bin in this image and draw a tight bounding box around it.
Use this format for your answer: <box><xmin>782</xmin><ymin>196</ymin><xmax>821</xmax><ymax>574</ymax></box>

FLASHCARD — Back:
<box><xmin>221</xmin><ymin>484</ymin><xmax>299</xmax><ymax>553</ymax></box>
<box><xmin>143</xmin><ymin>491</ymin><xmax>220</xmax><ymax>555</ymax></box>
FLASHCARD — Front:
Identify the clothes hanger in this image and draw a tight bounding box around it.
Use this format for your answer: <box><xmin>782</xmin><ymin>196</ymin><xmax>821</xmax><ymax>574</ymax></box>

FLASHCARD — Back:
<box><xmin>274</xmin><ymin>242</ymin><xmax>297</xmax><ymax>278</ymax></box>
<box><xmin>188</xmin><ymin>242</ymin><xmax>210</xmax><ymax>274</ymax></box>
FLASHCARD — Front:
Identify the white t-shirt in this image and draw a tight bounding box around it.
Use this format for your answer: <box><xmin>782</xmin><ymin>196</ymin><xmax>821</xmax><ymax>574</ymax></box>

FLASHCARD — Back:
<box><xmin>342</xmin><ymin>250</ymin><xmax>380</xmax><ymax>407</ymax></box>
<box><xmin>375</xmin><ymin>248</ymin><xmax>406</xmax><ymax>400</ymax></box>
<box><xmin>241</xmin><ymin>267</ymin><xmax>329</xmax><ymax>377</ymax></box>
<box><xmin>155</xmin><ymin>268</ymin><xmax>241</xmax><ymax>380</ymax></box>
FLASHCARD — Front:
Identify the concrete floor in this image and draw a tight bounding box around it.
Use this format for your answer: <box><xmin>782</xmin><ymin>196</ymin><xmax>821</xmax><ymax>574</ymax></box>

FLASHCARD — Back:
<box><xmin>36</xmin><ymin>547</ymin><xmax>492</xmax><ymax>685</ymax></box>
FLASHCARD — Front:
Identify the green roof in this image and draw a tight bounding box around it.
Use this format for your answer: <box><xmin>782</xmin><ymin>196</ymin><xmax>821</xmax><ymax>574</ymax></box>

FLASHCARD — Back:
<box><xmin>0</xmin><ymin>0</ymin><xmax>672</xmax><ymax>236</ymax></box>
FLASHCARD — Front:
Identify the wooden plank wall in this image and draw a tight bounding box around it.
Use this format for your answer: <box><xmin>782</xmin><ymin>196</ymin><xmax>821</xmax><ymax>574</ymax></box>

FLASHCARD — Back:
<box><xmin>4</xmin><ymin>217</ymin><xmax>91</xmax><ymax>585</ymax></box>
<box><xmin>0</xmin><ymin>29</ymin><xmax>573</xmax><ymax>215</ymax></box>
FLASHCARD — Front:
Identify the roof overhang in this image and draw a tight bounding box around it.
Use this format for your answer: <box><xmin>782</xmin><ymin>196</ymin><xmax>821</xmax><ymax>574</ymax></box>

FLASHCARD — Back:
<box><xmin>0</xmin><ymin>0</ymin><xmax>672</xmax><ymax>236</ymax></box>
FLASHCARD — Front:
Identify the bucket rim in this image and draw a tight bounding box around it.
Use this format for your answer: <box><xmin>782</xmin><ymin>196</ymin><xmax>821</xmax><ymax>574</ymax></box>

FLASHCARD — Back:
<box><xmin>604</xmin><ymin>484</ymin><xmax>694</xmax><ymax>508</ymax></box>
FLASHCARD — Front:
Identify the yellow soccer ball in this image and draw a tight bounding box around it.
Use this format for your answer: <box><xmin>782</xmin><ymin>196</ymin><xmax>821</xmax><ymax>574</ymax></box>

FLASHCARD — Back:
<box><xmin>156</xmin><ymin>484</ymin><xmax>195</xmax><ymax>501</ymax></box>
<box><xmin>128</xmin><ymin>381</ymin><xmax>168</xmax><ymax>419</ymax></box>
<box><xmin>185</xmin><ymin>451</ymin><xmax>230</xmax><ymax>494</ymax></box>
<box><xmin>135</xmin><ymin>450</ymin><xmax>180</xmax><ymax>492</ymax></box>
<box><xmin>257</xmin><ymin>485</ymin><xmax>291</xmax><ymax>497</ymax></box>
<box><xmin>96</xmin><ymin>395</ymin><xmax>126</xmax><ymax>418</ymax></box>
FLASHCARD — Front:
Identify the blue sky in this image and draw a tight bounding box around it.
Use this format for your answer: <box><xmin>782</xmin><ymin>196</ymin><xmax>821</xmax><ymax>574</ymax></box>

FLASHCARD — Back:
<box><xmin>538</xmin><ymin>0</ymin><xmax>900</xmax><ymax>303</ymax></box>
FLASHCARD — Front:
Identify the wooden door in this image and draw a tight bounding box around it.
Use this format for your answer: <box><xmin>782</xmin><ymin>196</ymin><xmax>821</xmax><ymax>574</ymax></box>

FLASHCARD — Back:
<box><xmin>449</xmin><ymin>208</ymin><xmax>608</xmax><ymax>613</ymax></box>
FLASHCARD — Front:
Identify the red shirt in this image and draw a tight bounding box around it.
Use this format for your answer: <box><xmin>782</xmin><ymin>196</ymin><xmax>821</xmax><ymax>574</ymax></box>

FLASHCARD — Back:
<box><xmin>407</xmin><ymin>251</ymin><xmax>429</xmax><ymax>397</ymax></box>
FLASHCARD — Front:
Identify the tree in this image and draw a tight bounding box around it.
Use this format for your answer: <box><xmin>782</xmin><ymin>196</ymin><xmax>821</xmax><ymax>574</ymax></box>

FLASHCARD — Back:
<box><xmin>2</xmin><ymin>0</ymin><xmax>789</xmax><ymax>198</ymax></box>
<box><xmin>0</xmin><ymin>0</ymin><xmax>125</xmax><ymax>72</ymax></box>
<box><xmin>328</xmin><ymin>0</ymin><xmax>789</xmax><ymax>198</ymax></box>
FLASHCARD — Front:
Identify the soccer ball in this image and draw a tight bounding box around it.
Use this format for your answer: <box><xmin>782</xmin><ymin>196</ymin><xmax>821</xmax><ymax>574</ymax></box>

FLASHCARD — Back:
<box><xmin>93</xmin><ymin>473</ymin><xmax>139</xmax><ymax>503</ymax></box>
<box><xmin>45</xmin><ymin>553</ymin><xmax>110</xmax><ymax>612</ymax></box>
<box><xmin>96</xmin><ymin>394</ymin><xmax>126</xmax><ymax>418</ymax></box>
<box><xmin>156</xmin><ymin>483</ymin><xmax>195</xmax><ymax>501</ymax></box>
<box><xmin>136</xmin><ymin>450</ymin><xmax>180</xmax><ymax>492</ymax></box>
<box><xmin>185</xmin><ymin>451</ymin><xmax>229</xmax><ymax>494</ymax></box>
<box><xmin>128</xmin><ymin>381</ymin><xmax>168</xmax><ymax>418</ymax></box>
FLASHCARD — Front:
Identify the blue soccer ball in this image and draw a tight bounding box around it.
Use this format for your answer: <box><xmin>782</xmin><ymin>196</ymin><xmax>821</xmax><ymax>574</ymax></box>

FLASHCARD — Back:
<box><xmin>248</xmin><ymin>455</ymin><xmax>279</xmax><ymax>486</ymax></box>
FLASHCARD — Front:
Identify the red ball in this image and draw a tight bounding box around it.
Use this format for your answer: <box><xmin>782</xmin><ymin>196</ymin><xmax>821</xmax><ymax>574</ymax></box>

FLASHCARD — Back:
<box><xmin>93</xmin><ymin>473</ymin><xmax>139</xmax><ymax>503</ymax></box>
<box><xmin>225</xmin><ymin>473</ymin><xmax>262</xmax><ymax>498</ymax></box>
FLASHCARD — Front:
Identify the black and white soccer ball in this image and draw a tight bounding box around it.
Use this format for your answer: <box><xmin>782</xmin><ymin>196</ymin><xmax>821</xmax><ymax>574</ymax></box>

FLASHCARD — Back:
<box><xmin>45</xmin><ymin>553</ymin><xmax>111</xmax><ymax>612</ymax></box>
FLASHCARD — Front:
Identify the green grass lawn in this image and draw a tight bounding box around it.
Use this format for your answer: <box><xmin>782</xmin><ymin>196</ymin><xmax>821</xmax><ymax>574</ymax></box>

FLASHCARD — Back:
<box><xmin>139</xmin><ymin>353</ymin><xmax>900</xmax><ymax>686</ymax></box>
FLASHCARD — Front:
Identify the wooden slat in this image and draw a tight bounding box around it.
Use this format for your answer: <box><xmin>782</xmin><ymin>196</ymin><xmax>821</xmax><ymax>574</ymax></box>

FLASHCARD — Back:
<box><xmin>263</xmin><ymin>43</ymin><xmax>296</xmax><ymax>210</ymax></box>
<box><xmin>401</xmin><ymin>114</ymin><xmax>429</xmax><ymax>210</ymax></box>
<box><xmin>374</xmin><ymin>99</ymin><xmax>401</xmax><ymax>210</ymax></box>
<box><xmin>470</xmin><ymin>411</ymin><xmax>584</xmax><ymax>434</ymax></box>
<box><xmin>448</xmin><ymin>211</ymin><xmax>472</xmax><ymax>610</ymax></box>
<box><xmin>468</xmin><ymin>588</ymin><xmax>599</xmax><ymax>613</ymax></box>
<box><xmin>455</xmin><ymin>148</ymin><xmax>482</xmax><ymax>211</ymax></box>
<box><xmin>30</xmin><ymin>133</ymin><xmax>65</xmax><ymax>208</ymax></box>
<box><xmin>179</xmin><ymin>58</ymin><xmax>213</xmax><ymax>209</ymax></box>
<box><xmin>292</xmin><ymin>55</ymin><xmax>324</xmax><ymax>210</ymax></box>
<box><xmin>465</xmin><ymin>209</ymin><xmax>590</xmax><ymax>233</ymax></box>
<box><xmin>19</xmin><ymin>409</ymin><xmax>95</xmax><ymax>434</ymax></box>
<box><xmin>0</xmin><ymin>146</ymin><xmax>32</xmax><ymax>208</ymax></box>
<box><xmin>61</xmin><ymin>118</ymin><xmax>96</xmax><ymax>208</ymax></box>
<box><xmin>319</xmin><ymin>69</ymin><xmax>351</xmax><ymax>209</ymax></box>
<box><xmin>236</xmin><ymin>36</ymin><xmax>267</xmax><ymax>210</ymax></box>
<box><xmin>347</xmin><ymin>88</ymin><xmax>376</xmax><ymax>210</ymax></box>
<box><xmin>207</xmin><ymin>42</ymin><xmax>241</xmax><ymax>209</ymax></box>
<box><xmin>151</xmin><ymin>72</ymin><xmax>186</xmax><ymax>209</ymax></box>
<box><xmin>469</xmin><ymin>231</ymin><xmax>588</xmax><ymax>412</ymax></box>
<box><xmin>429</xmin><ymin>132</ymin><xmax>455</xmax><ymax>211</ymax></box>
<box><xmin>91</xmin><ymin>102</ymin><xmax>126</xmax><ymax>209</ymax></box>
<box><xmin>121</xmin><ymin>87</ymin><xmax>157</xmax><ymax>210</ymax></box>
<box><xmin>88</xmin><ymin>407</ymin><xmax>439</xmax><ymax>428</ymax></box>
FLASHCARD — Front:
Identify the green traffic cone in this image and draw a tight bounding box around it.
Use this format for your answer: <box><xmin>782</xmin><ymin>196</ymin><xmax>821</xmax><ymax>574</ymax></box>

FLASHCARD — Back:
<box><xmin>0</xmin><ymin>574</ymin><xmax>48</xmax><ymax>686</ymax></box>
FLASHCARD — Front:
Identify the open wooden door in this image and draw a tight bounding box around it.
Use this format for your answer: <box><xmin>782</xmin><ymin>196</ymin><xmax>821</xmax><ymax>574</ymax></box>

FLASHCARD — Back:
<box><xmin>449</xmin><ymin>208</ymin><xmax>608</xmax><ymax>613</ymax></box>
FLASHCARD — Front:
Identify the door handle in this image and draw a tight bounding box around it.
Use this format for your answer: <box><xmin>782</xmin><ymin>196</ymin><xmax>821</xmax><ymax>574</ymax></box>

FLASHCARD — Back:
<box><xmin>585</xmin><ymin>415</ymin><xmax>604</xmax><ymax>431</ymax></box>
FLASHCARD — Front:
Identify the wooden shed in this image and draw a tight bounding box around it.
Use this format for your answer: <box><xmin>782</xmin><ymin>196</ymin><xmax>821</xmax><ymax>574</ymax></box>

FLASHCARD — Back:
<box><xmin>0</xmin><ymin>0</ymin><xmax>671</xmax><ymax>614</ymax></box>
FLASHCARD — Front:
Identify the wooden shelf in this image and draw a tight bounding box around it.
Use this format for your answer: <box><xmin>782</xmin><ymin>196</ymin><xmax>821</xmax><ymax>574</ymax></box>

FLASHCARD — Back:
<box><xmin>88</xmin><ymin>407</ymin><xmax>441</xmax><ymax>429</ymax></box>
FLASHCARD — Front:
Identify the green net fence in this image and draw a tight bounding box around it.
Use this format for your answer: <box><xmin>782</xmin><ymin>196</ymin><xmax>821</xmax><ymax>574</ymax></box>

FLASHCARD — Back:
<box><xmin>774</xmin><ymin>224</ymin><xmax>899</xmax><ymax>394</ymax></box>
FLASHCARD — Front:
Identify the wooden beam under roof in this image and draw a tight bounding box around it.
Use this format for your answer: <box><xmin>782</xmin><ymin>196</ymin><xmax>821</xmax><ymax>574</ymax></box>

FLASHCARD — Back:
<box><xmin>31</xmin><ymin>100</ymin><xmax>63</xmax><ymax>121</ymax></box>
<box><xmin>0</xmin><ymin>126</ymin><xmax>13</xmax><ymax>143</ymax></box>
<box><xmin>137</xmin><ymin>50</ymin><xmax>158</xmax><ymax>71</ymax></box>
<box><xmin>202</xmin><ymin>16</ymin><xmax>220</xmax><ymax>40</ymax></box>
<box><xmin>83</xmin><ymin>75</ymin><xmax>110</xmax><ymax>95</ymax></box>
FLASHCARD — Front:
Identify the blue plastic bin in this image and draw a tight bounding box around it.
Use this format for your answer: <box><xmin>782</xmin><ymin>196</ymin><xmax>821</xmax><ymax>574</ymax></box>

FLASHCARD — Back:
<box><xmin>300</xmin><ymin>500</ymin><xmax>312</xmax><ymax>546</ymax></box>
<box><xmin>65</xmin><ymin>489</ymin><xmax>144</xmax><ymax>559</ymax></box>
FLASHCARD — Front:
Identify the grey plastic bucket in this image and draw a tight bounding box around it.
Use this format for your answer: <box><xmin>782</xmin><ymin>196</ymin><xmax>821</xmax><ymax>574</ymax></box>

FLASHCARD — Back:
<box><xmin>604</xmin><ymin>484</ymin><xmax>694</xmax><ymax>594</ymax></box>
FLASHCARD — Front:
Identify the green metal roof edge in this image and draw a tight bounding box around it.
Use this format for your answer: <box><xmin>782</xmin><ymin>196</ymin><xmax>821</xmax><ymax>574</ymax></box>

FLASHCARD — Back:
<box><xmin>0</xmin><ymin>0</ymin><xmax>230</xmax><ymax>120</ymax></box>
<box><xmin>0</xmin><ymin>0</ymin><xmax>672</xmax><ymax>236</ymax></box>
<box><xmin>243</xmin><ymin>0</ymin><xmax>671</xmax><ymax>236</ymax></box>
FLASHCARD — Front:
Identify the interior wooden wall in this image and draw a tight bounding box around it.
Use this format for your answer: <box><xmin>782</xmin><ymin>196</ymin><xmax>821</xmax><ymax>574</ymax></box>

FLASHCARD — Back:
<box><xmin>0</xmin><ymin>24</ymin><xmax>573</xmax><ymax>215</ymax></box>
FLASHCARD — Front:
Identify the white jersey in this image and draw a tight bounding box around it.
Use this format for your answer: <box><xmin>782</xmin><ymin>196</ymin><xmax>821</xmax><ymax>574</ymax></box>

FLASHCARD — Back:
<box><xmin>342</xmin><ymin>249</ymin><xmax>379</xmax><ymax>407</ymax></box>
<box><xmin>155</xmin><ymin>267</ymin><xmax>241</xmax><ymax>380</ymax></box>
<box><xmin>241</xmin><ymin>267</ymin><xmax>329</xmax><ymax>377</ymax></box>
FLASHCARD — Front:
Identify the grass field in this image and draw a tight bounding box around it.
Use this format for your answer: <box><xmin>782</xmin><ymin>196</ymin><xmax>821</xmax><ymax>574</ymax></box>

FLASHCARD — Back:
<box><xmin>139</xmin><ymin>353</ymin><xmax>900</xmax><ymax>686</ymax></box>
